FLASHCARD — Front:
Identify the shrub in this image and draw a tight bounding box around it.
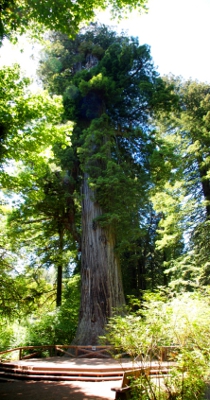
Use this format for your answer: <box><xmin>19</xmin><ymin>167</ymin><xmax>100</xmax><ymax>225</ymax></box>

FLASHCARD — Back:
<box><xmin>24</xmin><ymin>274</ymin><xmax>80</xmax><ymax>346</ymax></box>
<box><xmin>0</xmin><ymin>274</ymin><xmax>80</xmax><ymax>357</ymax></box>
<box><xmin>105</xmin><ymin>290</ymin><xmax>210</xmax><ymax>399</ymax></box>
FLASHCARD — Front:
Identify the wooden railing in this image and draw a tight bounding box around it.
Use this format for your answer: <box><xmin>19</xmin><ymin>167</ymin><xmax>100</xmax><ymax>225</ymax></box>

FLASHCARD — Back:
<box><xmin>0</xmin><ymin>345</ymin><xmax>54</xmax><ymax>361</ymax></box>
<box><xmin>0</xmin><ymin>345</ymin><xmax>113</xmax><ymax>361</ymax></box>
<box><xmin>0</xmin><ymin>345</ymin><xmax>180</xmax><ymax>362</ymax></box>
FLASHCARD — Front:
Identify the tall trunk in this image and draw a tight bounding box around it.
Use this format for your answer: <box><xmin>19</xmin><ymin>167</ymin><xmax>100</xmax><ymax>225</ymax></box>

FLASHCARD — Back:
<box><xmin>198</xmin><ymin>158</ymin><xmax>210</xmax><ymax>218</ymax></box>
<box><xmin>56</xmin><ymin>264</ymin><xmax>62</xmax><ymax>307</ymax></box>
<box><xmin>56</xmin><ymin>229</ymin><xmax>64</xmax><ymax>307</ymax></box>
<box><xmin>73</xmin><ymin>174</ymin><xmax>125</xmax><ymax>345</ymax></box>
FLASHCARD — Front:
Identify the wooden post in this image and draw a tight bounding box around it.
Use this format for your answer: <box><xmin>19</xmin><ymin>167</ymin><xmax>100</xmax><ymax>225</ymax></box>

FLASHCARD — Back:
<box><xmin>75</xmin><ymin>346</ymin><xmax>78</xmax><ymax>357</ymax></box>
<box><xmin>19</xmin><ymin>348</ymin><xmax>22</xmax><ymax>360</ymax></box>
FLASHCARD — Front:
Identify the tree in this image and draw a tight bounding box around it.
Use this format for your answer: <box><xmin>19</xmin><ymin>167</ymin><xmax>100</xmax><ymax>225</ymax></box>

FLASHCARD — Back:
<box><xmin>0</xmin><ymin>63</ymin><xmax>71</xmax><ymax>165</ymax></box>
<box><xmin>179</xmin><ymin>80</ymin><xmax>210</xmax><ymax>219</ymax></box>
<box><xmin>120</xmin><ymin>207</ymin><xmax>166</xmax><ymax>296</ymax></box>
<box><xmin>7</xmin><ymin>161</ymin><xmax>80</xmax><ymax>307</ymax></box>
<box><xmin>0</xmin><ymin>63</ymin><xmax>74</xmax><ymax>314</ymax></box>
<box><xmin>0</xmin><ymin>197</ymin><xmax>56</xmax><ymax>322</ymax></box>
<box><xmin>148</xmin><ymin>122</ymin><xmax>186</xmax><ymax>287</ymax></box>
<box><xmin>177</xmin><ymin>80</ymin><xmax>210</xmax><ymax>286</ymax></box>
<box><xmin>39</xmin><ymin>25</ymin><xmax>176</xmax><ymax>344</ymax></box>
<box><xmin>0</xmin><ymin>0</ymin><xmax>148</xmax><ymax>44</ymax></box>
<box><xmin>149</xmin><ymin>77</ymin><xmax>210</xmax><ymax>290</ymax></box>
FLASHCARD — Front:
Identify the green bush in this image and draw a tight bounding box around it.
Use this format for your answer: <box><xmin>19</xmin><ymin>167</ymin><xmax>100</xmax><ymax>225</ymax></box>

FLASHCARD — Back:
<box><xmin>105</xmin><ymin>290</ymin><xmax>210</xmax><ymax>399</ymax></box>
<box><xmin>24</xmin><ymin>274</ymin><xmax>80</xmax><ymax>346</ymax></box>
<box><xmin>0</xmin><ymin>274</ymin><xmax>80</xmax><ymax>356</ymax></box>
<box><xmin>0</xmin><ymin>321</ymin><xmax>17</xmax><ymax>351</ymax></box>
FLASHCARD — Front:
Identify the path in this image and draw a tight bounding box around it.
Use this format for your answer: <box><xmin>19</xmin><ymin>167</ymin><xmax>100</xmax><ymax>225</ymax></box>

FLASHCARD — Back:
<box><xmin>0</xmin><ymin>380</ymin><xmax>116</xmax><ymax>400</ymax></box>
<box><xmin>0</xmin><ymin>357</ymin><xmax>133</xmax><ymax>400</ymax></box>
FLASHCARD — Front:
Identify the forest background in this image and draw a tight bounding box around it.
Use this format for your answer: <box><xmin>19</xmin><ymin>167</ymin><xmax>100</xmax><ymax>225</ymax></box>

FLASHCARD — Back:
<box><xmin>0</xmin><ymin>0</ymin><xmax>210</xmax><ymax>369</ymax></box>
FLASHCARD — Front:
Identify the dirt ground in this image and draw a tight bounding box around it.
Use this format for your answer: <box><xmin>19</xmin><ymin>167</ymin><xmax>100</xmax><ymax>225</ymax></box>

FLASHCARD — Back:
<box><xmin>0</xmin><ymin>379</ymin><xmax>117</xmax><ymax>400</ymax></box>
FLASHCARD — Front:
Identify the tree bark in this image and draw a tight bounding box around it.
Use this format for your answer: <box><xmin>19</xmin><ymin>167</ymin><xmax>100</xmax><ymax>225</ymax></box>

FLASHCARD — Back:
<box><xmin>56</xmin><ymin>264</ymin><xmax>62</xmax><ymax>307</ymax></box>
<box><xmin>73</xmin><ymin>174</ymin><xmax>125</xmax><ymax>345</ymax></box>
<box><xmin>198</xmin><ymin>157</ymin><xmax>210</xmax><ymax>218</ymax></box>
<box><xmin>56</xmin><ymin>228</ymin><xmax>64</xmax><ymax>307</ymax></box>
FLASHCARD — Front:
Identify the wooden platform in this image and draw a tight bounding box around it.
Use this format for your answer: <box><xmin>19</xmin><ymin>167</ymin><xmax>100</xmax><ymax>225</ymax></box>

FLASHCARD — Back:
<box><xmin>0</xmin><ymin>357</ymin><xmax>175</xmax><ymax>382</ymax></box>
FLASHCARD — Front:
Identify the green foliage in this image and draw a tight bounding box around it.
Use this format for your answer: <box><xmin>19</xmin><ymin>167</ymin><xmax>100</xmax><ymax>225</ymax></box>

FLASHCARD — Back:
<box><xmin>0</xmin><ymin>265</ymin><xmax>56</xmax><ymax>351</ymax></box>
<box><xmin>0</xmin><ymin>64</ymin><xmax>72</xmax><ymax>165</ymax></box>
<box><xmin>105</xmin><ymin>291</ymin><xmax>210</xmax><ymax>399</ymax></box>
<box><xmin>0</xmin><ymin>202</ymin><xmax>51</xmax><ymax>320</ymax></box>
<box><xmin>178</xmin><ymin>80</ymin><xmax>210</xmax><ymax>219</ymax></box>
<box><xmin>19</xmin><ymin>274</ymin><xmax>80</xmax><ymax>346</ymax></box>
<box><xmin>0</xmin><ymin>320</ymin><xmax>16</xmax><ymax>351</ymax></box>
<box><xmin>149</xmin><ymin>77</ymin><xmax>210</xmax><ymax>289</ymax></box>
<box><xmin>0</xmin><ymin>63</ymin><xmax>29</xmax><ymax>161</ymax></box>
<box><xmin>0</xmin><ymin>320</ymin><xmax>33</xmax><ymax>359</ymax></box>
<box><xmin>0</xmin><ymin>0</ymin><xmax>148</xmax><ymax>44</ymax></box>
<box><xmin>0</xmin><ymin>274</ymin><xmax>80</xmax><ymax>350</ymax></box>
<box><xmin>130</xmin><ymin>359</ymin><xmax>207</xmax><ymax>400</ymax></box>
<box><xmin>39</xmin><ymin>25</ymin><xmax>175</xmax><ymax>266</ymax></box>
<box><xmin>0</xmin><ymin>65</ymin><xmax>75</xmax><ymax>317</ymax></box>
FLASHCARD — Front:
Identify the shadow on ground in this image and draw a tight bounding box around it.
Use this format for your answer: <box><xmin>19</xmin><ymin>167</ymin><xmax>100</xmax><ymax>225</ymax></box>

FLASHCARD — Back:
<box><xmin>0</xmin><ymin>380</ymin><xmax>116</xmax><ymax>400</ymax></box>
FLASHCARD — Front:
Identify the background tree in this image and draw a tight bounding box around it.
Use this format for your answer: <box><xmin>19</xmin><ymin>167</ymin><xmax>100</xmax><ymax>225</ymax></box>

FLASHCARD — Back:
<box><xmin>0</xmin><ymin>63</ymin><xmax>73</xmax><ymax>316</ymax></box>
<box><xmin>0</xmin><ymin>64</ymin><xmax>71</xmax><ymax>164</ymax></box>
<box><xmin>121</xmin><ymin>207</ymin><xmax>165</xmax><ymax>296</ymax></box>
<box><xmin>149</xmin><ymin>77</ymin><xmax>210</xmax><ymax>289</ymax></box>
<box><xmin>7</xmin><ymin>156</ymin><xmax>80</xmax><ymax>307</ymax></box>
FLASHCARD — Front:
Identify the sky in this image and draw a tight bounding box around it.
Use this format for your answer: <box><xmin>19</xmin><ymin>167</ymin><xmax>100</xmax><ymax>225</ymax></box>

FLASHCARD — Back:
<box><xmin>103</xmin><ymin>0</ymin><xmax>210</xmax><ymax>82</ymax></box>
<box><xmin>0</xmin><ymin>0</ymin><xmax>210</xmax><ymax>84</ymax></box>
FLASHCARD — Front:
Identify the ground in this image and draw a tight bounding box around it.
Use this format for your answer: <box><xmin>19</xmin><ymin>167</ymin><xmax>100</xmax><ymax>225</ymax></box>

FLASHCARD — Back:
<box><xmin>0</xmin><ymin>380</ymin><xmax>116</xmax><ymax>400</ymax></box>
<box><xmin>0</xmin><ymin>357</ymin><xmax>131</xmax><ymax>400</ymax></box>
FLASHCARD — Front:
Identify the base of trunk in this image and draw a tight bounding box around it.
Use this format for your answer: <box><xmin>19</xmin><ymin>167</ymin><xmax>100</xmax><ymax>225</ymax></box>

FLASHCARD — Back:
<box><xmin>73</xmin><ymin>176</ymin><xmax>125</xmax><ymax>345</ymax></box>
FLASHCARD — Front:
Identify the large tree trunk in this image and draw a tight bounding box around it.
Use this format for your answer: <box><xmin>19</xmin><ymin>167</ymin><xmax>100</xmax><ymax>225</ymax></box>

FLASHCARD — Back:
<box><xmin>73</xmin><ymin>174</ymin><xmax>125</xmax><ymax>345</ymax></box>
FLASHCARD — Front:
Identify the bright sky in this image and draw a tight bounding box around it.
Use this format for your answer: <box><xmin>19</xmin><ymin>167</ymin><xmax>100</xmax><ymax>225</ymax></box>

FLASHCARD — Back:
<box><xmin>105</xmin><ymin>0</ymin><xmax>210</xmax><ymax>82</ymax></box>
<box><xmin>0</xmin><ymin>0</ymin><xmax>210</xmax><ymax>84</ymax></box>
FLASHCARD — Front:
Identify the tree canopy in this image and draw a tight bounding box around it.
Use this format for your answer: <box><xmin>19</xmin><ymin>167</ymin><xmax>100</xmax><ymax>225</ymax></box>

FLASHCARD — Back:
<box><xmin>150</xmin><ymin>76</ymin><xmax>210</xmax><ymax>290</ymax></box>
<box><xmin>0</xmin><ymin>0</ymin><xmax>148</xmax><ymax>44</ymax></box>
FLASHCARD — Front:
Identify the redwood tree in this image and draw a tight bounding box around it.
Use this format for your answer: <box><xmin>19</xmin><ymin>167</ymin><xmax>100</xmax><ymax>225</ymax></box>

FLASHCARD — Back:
<box><xmin>39</xmin><ymin>24</ymin><xmax>175</xmax><ymax>344</ymax></box>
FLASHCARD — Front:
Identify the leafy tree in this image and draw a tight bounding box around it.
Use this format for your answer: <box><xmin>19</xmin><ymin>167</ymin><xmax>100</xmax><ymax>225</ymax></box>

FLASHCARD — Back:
<box><xmin>0</xmin><ymin>64</ymin><xmax>71</xmax><ymax>165</ymax></box>
<box><xmin>0</xmin><ymin>0</ymin><xmax>148</xmax><ymax>44</ymax></box>
<box><xmin>7</xmin><ymin>160</ymin><xmax>80</xmax><ymax>307</ymax></box>
<box><xmin>1</xmin><ymin>180</ymin><xmax>55</xmax><ymax>322</ymax></box>
<box><xmin>120</xmin><ymin>205</ymin><xmax>165</xmax><ymax>296</ymax></box>
<box><xmin>178</xmin><ymin>80</ymin><xmax>210</xmax><ymax>287</ymax></box>
<box><xmin>38</xmin><ymin>24</ymin><xmax>176</xmax><ymax>344</ymax></box>
<box><xmin>0</xmin><ymin>63</ymin><xmax>74</xmax><ymax>319</ymax></box>
<box><xmin>179</xmin><ymin>80</ymin><xmax>210</xmax><ymax>219</ymax></box>
<box><xmin>149</xmin><ymin>77</ymin><xmax>210</xmax><ymax>290</ymax></box>
<box><xmin>0</xmin><ymin>63</ymin><xmax>29</xmax><ymax>162</ymax></box>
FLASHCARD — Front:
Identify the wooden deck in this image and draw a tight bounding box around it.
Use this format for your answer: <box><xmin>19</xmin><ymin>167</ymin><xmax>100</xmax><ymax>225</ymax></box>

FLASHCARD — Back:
<box><xmin>0</xmin><ymin>345</ymin><xmax>178</xmax><ymax>382</ymax></box>
<box><xmin>0</xmin><ymin>357</ymin><xmax>176</xmax><ymax>382</ymax></box>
